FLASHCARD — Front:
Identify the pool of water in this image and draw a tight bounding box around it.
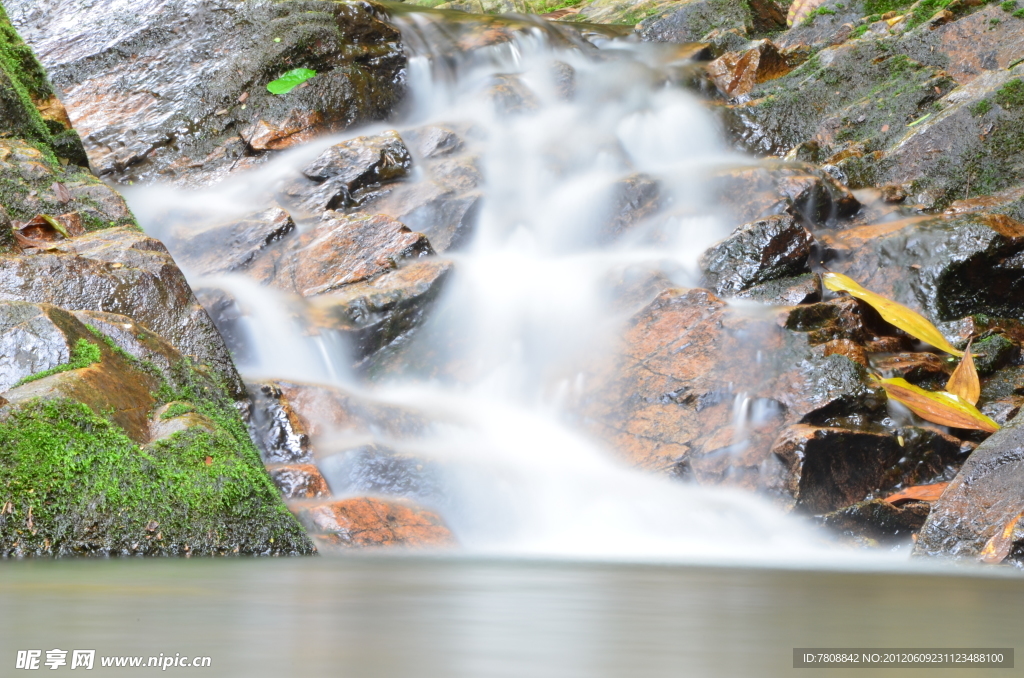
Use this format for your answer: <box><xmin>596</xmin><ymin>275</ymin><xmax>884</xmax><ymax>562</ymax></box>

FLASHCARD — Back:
<box><xmin>1</xmin><ymin>556</ymin><xmax>1021</xmax><ymax>677</ymax></box>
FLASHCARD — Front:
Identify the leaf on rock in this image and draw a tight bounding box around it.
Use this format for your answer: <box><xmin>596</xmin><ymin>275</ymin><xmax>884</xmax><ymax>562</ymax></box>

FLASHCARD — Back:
<box><xmin>50</xmin><ymin>181</ymin><xmax>71</xmax><ymax>203</ymax></box>
<box><xmin>875</xmin><ymin>377</ymin><xmax>1000</xmax><ymax>432</ymax></box>
<box><xmin>823</xmin><ymin>272</ymin><xmax>963</xmax><ymax>356</ymax></box>
<box><xmin>883</xmin><ymin>482</ymin><xmax>949</xmax><ymax>505</ymax></box>
<box><xmin>979</xmin><ymin>510</ymin><xmax>1024</xmax><ymax>564</ymax></box>
<box><xmin>266</xmin><ymin>68</ymin><xmax>317</xmax><ymax>95</ymax></box>
<box><xmin>946</xmin><ymin>338</ymin><xmax>980</xmax><ymax>405</ymax></box>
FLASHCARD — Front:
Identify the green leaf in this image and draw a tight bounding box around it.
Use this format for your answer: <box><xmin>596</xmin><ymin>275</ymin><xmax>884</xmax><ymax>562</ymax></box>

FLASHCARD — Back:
<box><xmin>875</xmin><ymin>376</ymin><xmax>1000</xmax><ymax>433</ymax></box>
<box><xmin>266</xmin><ymin>68</ymin><xmax>317</xmax><ymax>95</ymax></box>
<box><xmin>822</xmin><ymin>272</ymin><xmax>963</xmax><ymax>356</ymax></box>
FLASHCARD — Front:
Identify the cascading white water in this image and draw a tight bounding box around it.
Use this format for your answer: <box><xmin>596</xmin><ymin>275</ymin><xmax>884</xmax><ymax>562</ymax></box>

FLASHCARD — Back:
<box><xmin>126</xmin><ymin>7</ymin><xmax>900</xmax><ymax>566</ymax></box>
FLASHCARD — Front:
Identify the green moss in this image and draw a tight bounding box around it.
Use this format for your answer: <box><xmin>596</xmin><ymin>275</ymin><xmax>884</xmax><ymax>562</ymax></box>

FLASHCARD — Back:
<box><xmin>801</xmin><ymin>5</ymin><xmax>837</xmax><ymax>25</ymax></box>
<box><xmin>995</xmin><ymin>78</ymin><xmax>1024</xmax><ymax>108</ymax></box>
<box><xmin>14</xmin><ymin>339</ymin><xmax>100</xmax><ymax>387</ymax></box>
<box><xmin>0</xmin><ymin>398</ymin><xmax>312</xmax><ymax>556</ymax></box>
<box><xmin>864</xmin><ymin>0</ymin><xmax>914</xmax><ymax>15</ymax></box>
<box><xmin>160</xmin><ymin>402</ymin><xmax>195</xmax><ymax>420</ymax></box>
<box><xmin>906</xmin><ymin>0</ymin><xmax>954</xmax><ymax>27</ymax></box>
<box><xmin>852</xmin><ymin>24</ymin><xmax>872</xmax><ymax>37</ymax></box>
<box><xmin>1002</xmin><ymin>0</ymin><xmax>1017</xmax><ymax>10</ymax></box>
<box><xmin>1014</xmin><ymin>7</ymin><xmax>1024</xmax><ymax>16</ymax></box>
<box><xmin>971</xmin><ymin>98</ymin><xmax>994</xmax><ymax>116</ymax></box>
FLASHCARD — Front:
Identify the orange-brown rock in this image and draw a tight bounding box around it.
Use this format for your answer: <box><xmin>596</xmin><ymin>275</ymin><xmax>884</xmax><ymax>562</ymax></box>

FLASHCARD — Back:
<box><xmin>249</xmin><ymin>212</ymin><xmax>433</xmax><ymax>297</ymax></box>
<box><xmin>297</xmin><ymin>497</ymin><xmax>455</xmax><ymax>549</ymax></box>
<box><xmin>707</xmin><ymin>40</ymin><xmax>792</xmax><ymax>99</ymax></box>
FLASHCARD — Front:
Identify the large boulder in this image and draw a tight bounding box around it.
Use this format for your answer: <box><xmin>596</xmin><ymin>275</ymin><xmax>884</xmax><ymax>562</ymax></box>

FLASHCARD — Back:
<box><xmin>6</xmin><ymin>0</ymin><xmax>406</xmax><ymax>186</ymax></box>
<box><xmin>0</xmin><ymin>301</ymin><xmax>314</xmax><ymax>556</ymax></box>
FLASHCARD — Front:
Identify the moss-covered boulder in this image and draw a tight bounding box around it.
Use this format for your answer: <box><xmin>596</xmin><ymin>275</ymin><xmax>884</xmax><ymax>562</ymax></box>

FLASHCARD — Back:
<box><xmin>0</xmin><ymin>302</ymin><xmax>314</xmax><ymax>556</ymax></box>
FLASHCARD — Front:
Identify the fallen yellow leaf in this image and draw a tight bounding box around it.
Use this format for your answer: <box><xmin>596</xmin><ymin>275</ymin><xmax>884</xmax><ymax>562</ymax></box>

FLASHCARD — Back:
<box><xmin>822</xmin><ymin>272</ymin><xmax>963</xmax><ymax>357</ymax></box>
<box><xmin>946</xmin><ymin>338</ymin><xmax>980</xmax><ymax>405</ymax></box>
<box><xmin>875</xmin><ymin>376</ymin><xmax>1000</xmax><ymax>432</ymax></box>
<box><xmin>979</xmin><ymin>510</ymin><xmax>1024</xmax><ymax>564</ymax></box>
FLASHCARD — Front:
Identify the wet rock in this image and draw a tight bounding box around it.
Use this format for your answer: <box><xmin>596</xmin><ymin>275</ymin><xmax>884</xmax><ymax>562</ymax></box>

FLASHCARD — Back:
<box><xmin>944</xmin><ymin>184</ymin><xmax>1024</xmax><ymax>224</ymax></box>
<box><xmin>820</xmin><ymin>212</ymin><xmax>1024</xmax><ymax>323</ymax></box>
<box><xmin>598</xmin><ymin>173</ymin><xmax>662</xmax><ymax>244</ymax></box>
<box><xmin>581</xmin><ymin>287</ymin><xmax>886</xmax><ymax>481</ymax></box>
<box><xmin>972</xmin><ymin>334</ymin><xmax>1019</xmax><ymax>376</ymax></box>
<box><xmin>288</xmin><ymin>131</ymin><xmax>412</xmax><ymax>214</ymax></box>
<box><xmin>148</xmin><ymin>406</ymin><xmax>218</xmax><ymax>445</ymax></box>
<box><xmin>248</xmin><ymin>379</ymin><xmax>433</xmax><ymax>463</ymax></box>
<box><xmin>914</xmin><ymin>411</ymin><xmax>1024</xmax><ymax>560</ymax></box>
<box><xmin>820</xmin><ymin>499</ymin><xmax>931</xmax><ymax>543</ymax></box>
<box><xmin>707</xmin><ymin>40</ymin><xmax>792</xmax><ymax>99</ymax></box>
<box><xmin>402</xmin><ymin>125</ymin><xmax>465</xmax><ymax>159</ymax></box>
<box><xmin>0</xmin><ymin>300</ymin><xmax>75</xmax><ymax>391</ymax></box>
<box><xmin>0</xmin><ymin>139</ymin><xmax>135</xmax><ymax>226</ymax></box>
<box><xmin>784</xmin><ymin>295</ymin><xmax>903</xmax><ymax>349</ymax></box>
<box><xmin>251</xmin><ymin>212</ymin><xmax>434</xmax><ymax>297</ymax></box>
<box><xmin>886</xmin><ymin>426</ymin><xmax>968</xmax><ymax>490</ymax></box>
<box><xmin>191</xmin><ymin>288</ymin><xmax>251</xmax><ymax>364</ymax></box>
<box><xmin>977</xmin><ymin>366</ymin><xmax>1024</xmax><ymax>427</ymax></box>
<box><xmin>488</xmin><ymin>74</ymin><xmax>540</xmax><ymax>115</ymax></box>
<box><xmin>319</xmin><ymin>443</ymin><xmax>443</xmax><ymax>504</ymax></box>
<box><xmin>763</xmin><ymin>424</ymin><xmax>902</xmax><ymax>514</ymax></box>
<box><xmin>711</xmin><ymin>163</ymin><xmax>860</xmax><ymax>229</ymax></box>
<box><xmin>355</xmin><ymin>181</ymin><xmax>482</xmax><ymax>252</ymax></box>
<box><xmin>268</xmin><ymin>464</ymin><xmax>332</xmax><ymax>500</ymax></box>
<box><xmin>297</xmin><ymin>497</ymin><xmax>455</xmax><ymax>549</ymax></box>
<box><xmin>307</xmin><ymin>259</ymin><xmax>453</xmax><ymax>362</ymax></box>
<box><xmin>872</xmin><ymin>352</ymin><xmax>951</xmax><ymax>388</ymax></box>
<box><xmin>633</xmin><ymin>0</ymin><xmax>758</xmax><ymax>43</ymax></box>
<box><xmin>0</xmin><ymin>227</ymin><xmax>243</xmax><ymax>395</ymax></box>
<box><xmin>7</xmin><ymin>0</ymin><xmax>406</xmax><ymax>186</ymax></box>
<box><xmin>167</xmin><ymin>207</ymin><xmax>296</xmax><ymax>276</ymax></box>
<box><xmin>699</xmin><ymin>214</ymin><xmax>813</xmax><ymax>295</ymax></box>
<box><xmin>734</xmin><ymin>272</ymin><xmax>821</xmax><ymax>305</ymax></box>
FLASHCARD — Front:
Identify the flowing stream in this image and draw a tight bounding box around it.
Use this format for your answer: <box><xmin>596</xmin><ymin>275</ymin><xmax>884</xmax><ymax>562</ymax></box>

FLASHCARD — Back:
<box><xmin>119</xmin><ymin>6</ymin><xmax>893</xmax><ymax>566</ymax></box>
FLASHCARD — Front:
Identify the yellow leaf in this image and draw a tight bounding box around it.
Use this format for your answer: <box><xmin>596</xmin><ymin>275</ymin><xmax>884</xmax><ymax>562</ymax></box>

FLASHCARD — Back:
<box><xmin>822</xmin><ymin>272</ymin><xmax>963</xmax><ymax>357</ymax></box>
<box><xmin>875</xmin><ymin>376</ymin><xmax>1000</xmax><ymax>433</ymax></box>
<box><xmin>946</xmin><ymin>338</ymin><xmax>980</xmax><ymax>405</ymax></box>
<box><xmin>979</xmin><ymin>510</ymin><xmax>1024</xmax><ymax>564</ymax></box>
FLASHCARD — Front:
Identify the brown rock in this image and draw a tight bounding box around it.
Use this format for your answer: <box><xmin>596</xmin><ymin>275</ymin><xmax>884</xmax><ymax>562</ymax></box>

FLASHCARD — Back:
<box><xmin>707</xmin><ymin>40</ymin><xmax>792</xmax><ymax>99</ymax></box>
<box><xmin>167</xmin><ymin>207</ymin><xmax>296</xmax><ymax>276</ymax></box>
<box><xmin>268</xmin><ymin>464</ymin><xmax>331</xmax><ymax>499</ymax></box>
<box><xmin>251</xmin><ymin>212</ymin><xmax>433</xmax><ymax>297</ymax></box>
<box><xmin>243</xmin><ymin>111</ymin><xmax>324</xmax><ymax>152</ymax></box>
<box><xmin>297</xmin><ymin>497</ymin><xmax>455</xmax><ymax>548</ymax></box>
<box><xmin>699</xmin><ymin>214</ymin><xmax>813</xmax><ymax>295</ymax></box>
<box><xmin>820</xmin><ymin>499</ymin><xmax>931</xmax><ymax>543</ymax></box>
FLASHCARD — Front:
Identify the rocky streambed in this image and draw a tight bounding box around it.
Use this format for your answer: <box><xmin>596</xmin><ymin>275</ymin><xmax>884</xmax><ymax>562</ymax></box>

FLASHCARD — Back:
<box><xmin>2</xmin><ymin>0</ymin><xmax>1024</xmax><ymax>563</ymax></box>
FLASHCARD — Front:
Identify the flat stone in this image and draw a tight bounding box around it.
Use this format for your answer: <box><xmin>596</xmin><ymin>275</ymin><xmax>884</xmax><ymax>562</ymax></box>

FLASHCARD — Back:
<box><xmin>167</xmin><ymin>207</ymin><xmax>296</xmax><ymax>276</ymax></box>
<box><xmin>297</xmin><ymin>497</ymin><xmax>455</xmax><ymax>549</ymax></box>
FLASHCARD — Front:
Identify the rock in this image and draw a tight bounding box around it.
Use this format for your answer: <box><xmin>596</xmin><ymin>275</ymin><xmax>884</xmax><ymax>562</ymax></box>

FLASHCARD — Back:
<box><xmin>819</xmin><ymin>212</ymin><xmax>1024</xmax><ymax>323</ymax></box>
<box><xmin>268</xmin><ymin>464</ymin><xmax>332</xmax><ymax>500</ymax></box>
<box><xmin>945</xmin><ymin>184</ymin><xmax>1024</xmax><ymax>223</ymax></box>
<box><xmin>0</xmin><ymin>300</ymin><xmax>75</xmax><ymax>391</ymax></box>
<box><xmin>0</xmin><ymin>227</ymin><xmax>243</xmax><ymax>395</ymax></box>
<box><xmin>167</xmin><ymin>207</ymin><xmax>296</xmax><ymax>276</ymax></box>
<box><xmin>710</xmin><ymin>163</ymin><xmax>860</xmax><ymax>228</ymax></box>
<box><xmin>191</xmin><ymin>288</ymin><xmax>251</xmax><ymax>364</ymax></box>
<box><xmin>707</xmin><ymin>40</ymin><xmax>792</xmax><ymax>99</ymax></box>
<box><xmin>914</xmin><ymin>411</ymin><xmax>1024</xmax><ymax>560</ymax></box>
<box><xmin>306</xmin><ymin>259</ymin><xmax>453</xmax><ymax>363</ymax></box>
<box><xmin>250</xmin><ymin>212</ymin><xmax>434</xmax><ymax>297</ymax></box>
<box><xmin>0</xmin><ymin>139</ymin><xmax>135</xmax><ymax>226</ymax></box>
<box><xmin>354</xmin><ymin>181</ymin><xmax>482</xmax><ymax>253</ymax></box>
<box><xmin>0</xmin><ymin>304</ymin><xmax>314</xmax><ymax>556</ymax></box>
<box><xmin>784</xmin><ymin>296</ymin><xmax>905</xmax><ymax>350</ymax></box>
<box><xmin>580</xmin><ymin>287</ymin><xmax>886</xmax><ymax>483</ymax></box>
<box><xmin>6</xmin><ymin>0</ymin><xmax>406</xmax><ymax>185</ymax></box>
<box><xmin>402</xmin><ymin>125</ymin><xmax>464</xmax><ymax>159</ymax></box>
<box><xmin>598</xmin><ymin>173</ymin><xmax>662</xmax><ymax>243</ymax></box>
<box><xmin>297</xmin><ymin>497</ymin><xmax>455</xmax><ymax>549</ymax></box>
<box><xmin>319</xmin><ymin>443</ymin><xmax>443</xmax><ymax>504</ymax></box>
<box><xmin>699</xmin><ymin>214</ymin><xmax>813</xmax><ymax>295</ymax></box>
<box><xmin>734</xmin><ymin>272</ymin><xmax>821</xmax><ymax>305</ymax></box>
<box><xmin>248</xmin><ymin>380</ymin><xmax>433</xmax><ymax>463</ymax></box>
<box><xmin>488</xmin><ymin>74</ymin><xmax>540</xmax><ymax>115</ymax></box>
<box><xmin>873</xmin><ymin>353</ymin><xmax>951</xmax><ymax>389</ymax></box>
<box><xmin>634</xmin><ymin>0</ymin><xmax>753</xmax><ymax>43</ymax></box>
<box><xmin>763</xmin><ymin>424</ymin><xmax>902</xmax><ymax>514</ymax></box>
<box><xmin>820</xmin><ymin>499</ymin><xmax>931</xmax><ymax>543</ymax></box>
<box><xmin>288</xmin><ymin>131</ymin><xmax>412</xmax><ymax>214</ymax></box>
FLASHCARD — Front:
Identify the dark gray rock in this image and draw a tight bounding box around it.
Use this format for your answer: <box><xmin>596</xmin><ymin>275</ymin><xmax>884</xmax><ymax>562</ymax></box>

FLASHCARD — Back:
<box><xmin>820</xmin><ymin>499</ymin><xmax>931</xmax><ymax>543</ymax></box>
<box><xmin>168</xmin><ymin>207</ymin><xmax>296</xmax><ymax>276</ymax></box>
<box><xmin>699</xmin><ymin>214</ymin><xmax>813</xmax><ymax>295</ymax></box>
<box><xmin>319</xmin><ymin>443</ymin><xmax>444</xmax><ymax>504</ymax></box>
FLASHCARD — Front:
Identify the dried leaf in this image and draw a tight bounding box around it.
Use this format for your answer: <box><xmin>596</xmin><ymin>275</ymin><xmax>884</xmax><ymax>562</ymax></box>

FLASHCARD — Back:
<box><xmin>823</xmin><ymin>272</ymin><xmax>963</xmax><ymax>356</ymax></box>
<box><xmin>50</xmin><ymin>181</ymin><xmax>71</xmax><ymax>203</ymax></box>
<box><xmin>979</xmin><ymin>510</ymin><xmax>1024</xmax><ymax>564</ymax></box>
<box><xmin>884</xmin><ymin>482</ymin><xmax>949</xmax><ymax>505</ymax></box>
<box><xmin>875</xmin><ymin>376</ymin><xmax>1000</xmax><ymax>432</ymax></box>
<box><xmin>946</xmin><ymin>338</ymin><xmax>980</xmax><ymax>405</ymax></box>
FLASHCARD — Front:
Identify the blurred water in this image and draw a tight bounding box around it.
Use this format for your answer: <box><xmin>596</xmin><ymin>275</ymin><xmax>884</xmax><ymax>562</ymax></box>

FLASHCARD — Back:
<box><xmin>0</xmin><ymin>556</ymin><xmax>1021</xmax><ymax>677</ymax></box>
<box><xmin>124</xmin><ymin>9</ymin><xmax>876</xmax><ymax>564</ymax></box>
